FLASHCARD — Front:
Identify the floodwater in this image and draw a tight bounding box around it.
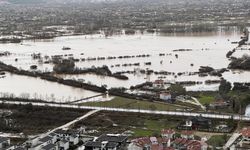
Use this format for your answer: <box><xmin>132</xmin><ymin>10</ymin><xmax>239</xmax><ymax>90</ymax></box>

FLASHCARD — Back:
<box><xmin>1</xmin><ymin>27</ymin><xmax>250</xmax><ymax>92</ymax></box>
<box><xmin>0</xmin><ymin>72</ymin><xmax>98</xmax><ymax>102</ymax></box>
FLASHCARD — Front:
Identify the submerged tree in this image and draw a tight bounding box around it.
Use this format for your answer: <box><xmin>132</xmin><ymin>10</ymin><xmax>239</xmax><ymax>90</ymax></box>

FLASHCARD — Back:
<box><xmin>53</xmin><ymin>59</ymin><xmax>75</xmax><ymax>73</ymax></box>
<box><xmin>219</xmin><ymin>79</ymin><xmax>232</xmax><ymax>94</ymax></box>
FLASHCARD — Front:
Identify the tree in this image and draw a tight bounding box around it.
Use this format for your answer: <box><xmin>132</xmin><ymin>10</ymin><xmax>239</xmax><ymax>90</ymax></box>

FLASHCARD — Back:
<box><xmin>219</xmin><ymin>79</ymin><xmax>232</xmax><ymax>94</ymax></box>
<box><xmin>53</xmin><ymin>59</ymin><xmax>75</xmax><ymax>73</ymax></box>
<box><xmin>168</xmin><ymin>84</ymin><xmax>186</xmax><ymax>95</ymax></box>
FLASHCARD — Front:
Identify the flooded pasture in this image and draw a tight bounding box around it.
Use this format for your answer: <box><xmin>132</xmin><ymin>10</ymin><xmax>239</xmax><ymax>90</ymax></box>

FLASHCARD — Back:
<box><xmin>0</xmin><ymin>72</ymin><xmax>98</xmax><ymax>102</ymax></box>
<box><xmin>1</xmin><ymin>28</ymin><xmax>250</xmax><ymax>93</ymax></box>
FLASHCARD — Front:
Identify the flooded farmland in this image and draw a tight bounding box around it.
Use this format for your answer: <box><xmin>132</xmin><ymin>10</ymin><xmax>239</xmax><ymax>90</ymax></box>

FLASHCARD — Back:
<box><xmin>1</xmin><ymin>28</ymin><xmax>250</xmax><ymax>93</ymax></box>
<box><xmin>0</xmin><ymin>72</ymin><xmax>98</xmax><ymax>102</ymax></box>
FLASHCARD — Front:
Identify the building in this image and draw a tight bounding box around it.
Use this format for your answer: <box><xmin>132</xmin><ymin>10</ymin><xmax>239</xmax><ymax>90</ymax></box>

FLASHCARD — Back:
<box><xmin>54</xmin><ymin>129</ymin><xmax>80</xmax><ymax>146</ymax></box>
<box><xmin>159</xmin><ymin>92</ymin><xmax>172</xmax><ymax>101</ymax></box>
<box><xmin>0</xmin><ymin>137</ymin><xmax>10</xmax><ymax>149</ymax></box>
<box><xmin>5</xmin><ymin>146</ymin><xmax>26</xmax><ymax>150</ymax></box>
<box><xmin>161</xmin><ymin>129</ymin><xmax>175</xmax><ymax>139</ymax></box>
<box><xmin>181</xmin><ymin>131</ymin><xmax>194</xmax><ymax>140</ymax></box>
<box><xmin>209</xmin><ymin>99</ymin><xmax>229</xmax><ymax>109</ymax></box>
<box><xmin>84</xmin><ymin>134</ymin><xmax>128</xmax><ymax>150</ymax></box>
<box><xmin>129</xmin><ymin>136</ymin><xmax>207</xmax><ymax>150</ymax></box>
<box><xmin>239</xmin><ymin>127</ymin><xmax>250</xmax><ymax>148</ymax></box>
<box><xmin>172</xmin><ymin>138</ymin><xmax>207</xmax><ymax>150</ymax></box>
<box><xmin>39</xmin><ymin>136</ymin><xmax>55</xmax><ymax>146</ymax></box>
<box><xmin>84</xmin><ymin>141</ymin><xmax>119</xmax><ymax>150</ymax></box>
<box><xmin>69</xmin><ymin>134</ymin><xmax>79</xmax><ymax>145</ymax></box>
<box><xmin>41</xmin><ymin>143</ymin><xmax>58</xmax><ymax>150</ymax></box>
<box><xmin>59</xmin><ymin>139</ymin><xmax>69</xmax><ymax>150</ymax></box>
<box><xmin>153</xmin><ymin>80</ymin><xmax>165</xmax><ymax>88</ymax></box>
<box><xmin>178</xmin><ymin>116</ymin><xmax>212</xmax><ymax>130</ymax></box>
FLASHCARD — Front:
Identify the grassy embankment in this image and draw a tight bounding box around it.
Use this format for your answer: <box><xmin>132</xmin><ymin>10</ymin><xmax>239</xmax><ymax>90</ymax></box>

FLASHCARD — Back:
<box><xmin>80</xmin><ymin>96</ymin><xmax>188</xmax><ymax>111</ymax></box>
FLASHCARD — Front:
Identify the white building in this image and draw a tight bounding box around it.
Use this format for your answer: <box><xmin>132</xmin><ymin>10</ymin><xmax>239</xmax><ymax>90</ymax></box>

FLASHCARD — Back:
<box><xmin>59</xmin><ymin>139</ymin><xmax>69</xmax><ymax>150</ymax></box>
<box><xmin>159</xmin><ymin>92</ymin><xmax>171</xmax><ymax>101</ymax></box>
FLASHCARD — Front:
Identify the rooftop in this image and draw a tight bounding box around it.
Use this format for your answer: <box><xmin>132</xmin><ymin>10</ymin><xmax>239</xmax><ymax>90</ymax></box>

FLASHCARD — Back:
<box><xmin>42</xmin><ymin>143</ymin><xmax>57</xmax><ymax>150</ymax></box>
<box><xmin>0</xmin><ymin>136</ymin><xmax>9</xmax><ymax>143</ymax></box>
<box><xmin>241</xmin><ymin>127</ymin><xmax>250</xmax><ymax>137</ymax></box>
<box><xmin>96</xmin><ymin>134</ymin><xmax>128</xmax><ymax>143</ymax></box>
<box><xmin>85</xmin><ymin>141</ymin><xmax>102</xmax><ymax>148</ymax></box>
<box><xmin>161</xmin><ymin>129</ymin><xmax>175</xmax><ymax>135</ymax></box>
<box><xmin>39</xmin><ymin>136</ymin><xmax>53</xmax><ymax>143</ymax></box>
<box><xmin>13</xmin><ymin>147</ymin><xmax>25</xmax><ymax>150</ymax></box>
<box><xmin>181</xmin><ymin>130</ymin><xmax>194</xmax><ymax>136</ymax></box>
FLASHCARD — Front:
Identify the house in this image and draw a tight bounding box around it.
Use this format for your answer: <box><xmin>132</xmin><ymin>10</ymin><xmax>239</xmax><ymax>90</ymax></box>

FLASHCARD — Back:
<box><xmin>41</xmin><ymin>143</ymin><xmax>58</xmax><ymax>150</ymax></box>
<box><xmin>30</xmin><ymin>142</ymin><xmax>45</xmax><ymax>150</ymax></box>
<box><xmin>96</xmin><ymin>134</ymin><xmax>128</xmax><ymax>147</ymax></box>
<box><xmin>26</xmin><ymin>136</ymin><xmax>40</xmax><ymax>148</ymax></box>
<box><xmin>172</xmin><ymin>138</ymin><xmax>207</xmax><ymax>150</ymax></box>
<box><xmin>39</xmin><ymin>136</ymin><xmax>55</xmax><ymax>145</ymax></box>
<box><xmin>240</xmin><ymin>127</ymin><xmax>250</xmax><ymax>147</ymax></box>
<box><xmin>129</xmin><ymin>136</ymin><xmax>207</xmax><ymax>150</ymax></box>
<box><xmin>181</xmin><ymin>130</ymin><xmax>194</xmax><ymax>140</ymax></box>
<box><xmin>85</xmin><ymin>134</ymin><xmax>128</xmax><ymax>150</ymax></box>
<box><xmin>161</xmin><ymin>129</ymin><xmax>175</xmax><ymax>139</ymax></box>
<box><xmin>149</xmin><ymin>137</ymin><xmax>158</xmax><ymax>145</ymax></box>
<box><xmin>0</xmin><ymin>137</ymin><xmax>10</xmax><ymax>149</ymax></box>
<box><xmin>209</xmin><ymin>99</ymin><xmax>230</xmax><ymax>109</ymax></box>
<box><xmin>105</xmin><ymin>142</ymin><xmax>119</xmax><ymax>150</ymax></box>
<box><xmin>129</xmin><ymin>137</ymin><xmax>151</xmax><ymax>150</ymax></box>
<box><xmin>5</xmin><ymin>146</ymin><xmax>26</xmax><ymax>150</ymax></box>
<box><xmin>69</xmin><ymin>134</ymin><xmax>79</xmax><ymax>145</ymax></box>
<box><xmin>153</xmin><ymin>80</ymin><xmax>165</xmax><ymax>88</ymax></box>
<box><xmin>84</xmin><ymin>141</ymin><xmax>102</xmax><ymax>150</ymax></box>
<box><xmin>54</xmin><ymin>129</ymin><xmax>80</xmax><ymax>146</ymax></box>
<box><xmin>54</xmin><ymin>129</ymin><xmax>79</xmax><ymax>139</ymax></box>
<box><xmin>229</xmin><ymin>127</ymin><xmax>250</xmax><ymax>149</ymax></box>
<box><xmin>179</xmin><ymin>116</ymin><xmax>212</xmax><ymax>130</ymax></box>
<box><xmin>191</xmin><ymin>116</ymin><xmax>212</xmax><ymax>130</ymax></box>
<box><xmin>13</xmin><ymin>147</ymin><xmax>26</xmax><ymax>150</ymax></box>
<box><xmin>49</xmin><ymin>133</ymin><xmax>58</xmax><ymax>143</ymax></box>
<box><xmin>159</xmin><ymin>92</ymin><xmax>172</xmax><ymax>101</ymax></box>
<box><xmin>59</xmin><ymin>139</ymin><xmax>69</xmax><ymax>150</ymax></box>
<box><xmin>84</xmin><ymin>141</ymin><xmax>119</xmax><ymax>150</ymax></box>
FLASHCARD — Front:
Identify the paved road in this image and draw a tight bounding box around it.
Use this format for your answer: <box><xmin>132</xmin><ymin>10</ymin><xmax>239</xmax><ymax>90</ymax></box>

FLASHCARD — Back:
<box><xmin>224</xmin><ymin>133</ymin><xmax>241</xmax><ymax>149</ymax></box>
<box><xmin>2</xmin><ymin>100</ymin><xmax>250</xmax><ymax>121</ymax></box>
<box><xmin>192</xmin><ymin>97</ymin><xmax>206</xmax><ymax>111</ymax></box>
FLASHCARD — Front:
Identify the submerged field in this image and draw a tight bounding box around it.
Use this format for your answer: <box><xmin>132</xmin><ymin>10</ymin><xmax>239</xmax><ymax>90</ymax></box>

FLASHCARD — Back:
<box><xmin>1</xmin><ymin>28</ymin><xmax>250</xmax><ymax>92</ymax></box>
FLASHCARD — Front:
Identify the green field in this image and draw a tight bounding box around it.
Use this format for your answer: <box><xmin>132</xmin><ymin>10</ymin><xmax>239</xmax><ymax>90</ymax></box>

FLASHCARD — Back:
<box><xmin>130</xmin><ymin>118</ymin><xmax>182</xmax><ymax>137</ymax></box>
<box><xmin>81</xmin><ymin>96</ymin><xmax>186</xmax><ymax>111</ymax></box>
<box><xmin>208</xmin><ymin>135</ymin><xmax>229</xmax><ymax>147</ymax></box>
<box><xmin>198</xmin><ymin>95</ymin><xmax>215</xmax><ymax>105</ymax></box>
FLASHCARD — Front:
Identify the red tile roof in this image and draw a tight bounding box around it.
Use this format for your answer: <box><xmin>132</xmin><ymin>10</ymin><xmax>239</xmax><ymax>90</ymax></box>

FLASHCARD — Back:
<box><xmin>132</xmin><ymin>137</ymin><xmax>151</xmax><ymax>147</ymax></box>
<box><xmin>154</xmin><ymin>80</ymin><xmax>164</xmax><ymax>84</ymax></box>
<box><xmin>181</xmin><ymin>130</ymin><xmax>194</xmax><ymax>136</ymax></box>
<box><xmin>161</xmin><ymin>129</ymin><xmax>175</xmax><ymax>135</ymax></box>
<box><xmin>241</xmin><ymin>127</ymin><xmax>250</xmax><ymax>137</ymax></box>
<box><xmin>151</xmin><ymin>144</ymin><xmax>163</xmax><ymax>150</ymax></box>
<box><xmin>163</xmin><ymin>147</ymin><xmax>175</xmax><ymax>150</ymax></box>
